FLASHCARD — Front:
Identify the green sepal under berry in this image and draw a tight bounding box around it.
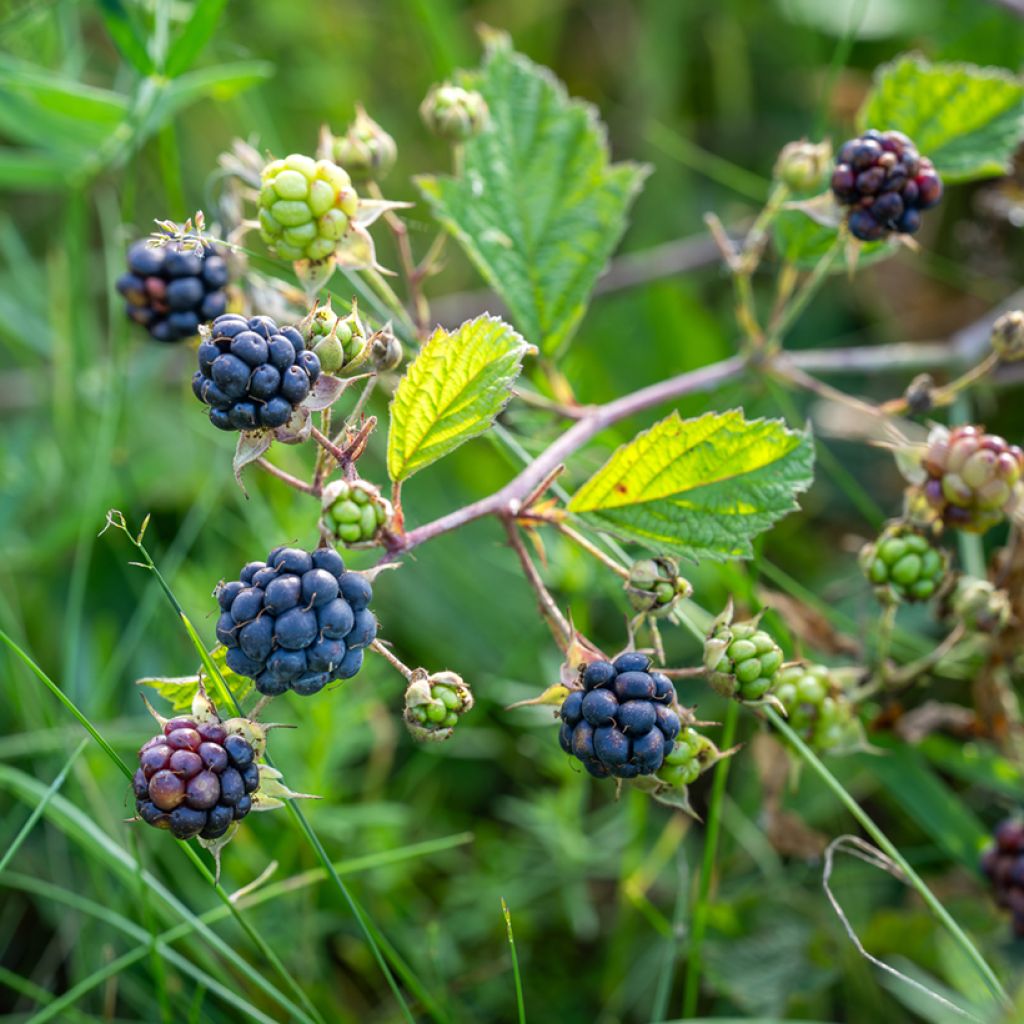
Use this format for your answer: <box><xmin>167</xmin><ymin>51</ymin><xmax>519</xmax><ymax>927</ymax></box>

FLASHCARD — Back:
<box><xmin>320</xmin><ymin>478</ymin><xmax>393</xmax><ymax>547</ymax></box>
<box><xmin>404</xmin><ymin>669</ymin><xmax>474</xmax><ymax>742</ymax></box>
<box><xmin>859</xmin><ymin>522</ymin><xmax>949</xmax><ymax>603</ymax></box>
<box><xmin>299</xmin><ymin>298</ymin><xmax>370</xmax><ymax>375</ymax></box>
<box><xmin>704</xmin><ymin>602</ymin><xmax>785</xmax><ymax>706</ymax></box>
<box><xmin>773</xmin><ymin>663</ymin><xmax>865</xmax><ymax>754</ymax></box>
<box><xmin>625</xmin><ymin>557</ymin><xmax>692</xmax><ymax>619</ymax></box>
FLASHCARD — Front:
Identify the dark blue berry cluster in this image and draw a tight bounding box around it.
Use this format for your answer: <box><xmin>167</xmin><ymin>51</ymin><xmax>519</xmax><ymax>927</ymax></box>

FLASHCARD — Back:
<box><xmin>193</xmin><ymin>313</ymin><xmax>321</xmax><ymax>432</ymax></box>
<box><xmin>558</xmin><ymin>653</ymin><xmax>681</xmax><ymax>779</ymax></box>
<box><xmin>215</xmin><ymin>546</ymin><xmax>376</xmax><ymax>697</ymax></box>
<box><xmin>134</xmin><ymin>717</ymin><xmax>259</xmax><ymax>840</ymax></box>
<box><xmin>117</xmin><ymin>240</ymin><xmax>229</xmax><ymax>343</ymax></box>
<box><xmin>982</xmin><ymin>819</ymin><xmax>1024</xmax><ymax>938</ymax></box>
<box><xmin>830</xmin><ymin>129</ymin><xmax>943</xmax><ymax>242</ymax></box>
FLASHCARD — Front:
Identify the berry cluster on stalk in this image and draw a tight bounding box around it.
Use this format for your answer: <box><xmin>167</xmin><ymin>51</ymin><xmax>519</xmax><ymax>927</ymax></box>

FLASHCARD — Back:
<box><xmin>215</xmin><ymin>546</ymin><xmax>376</xmax><ymax>696</ymax></box>
<box><xmin>135</xmin><ymin>716</ymin><xmax>259</xmax><ymax>840</ymax></box>
<box><xmin>117</xmin><ymin>240</ymin><xmax>229</xmax><ymax>343</ymax></box>
<box><xmin>193</xmin><ymin>313</ymin><xmax>321</xmax><ymax>432</ymax></box>
<box><xmin>831</xmin><ymin>129</ymin><xmax>942</xmax><ymax>241</ymax></box>
<box><xmin>982</xmin><ymin>820</ymin><xmax>1024</xmax><ymax>938</ymax></box>
<box><xmin>860</xmin><ymin>523</ymin><xmax>948</xmax><ymax>604</ymax></box>
<box><xmin>704</xmin><ymin>611</ymin><xmax>784</xmax><ymax>703</ymax></box>
<box><xmin>773</xmin><ymin>663</ymin><xmax>862</xmax><ymax>753</ymax></box>
<box><xmin>558</xmin><ymin>653</ymin><xmax>681</xmax><ymax>779</ymax></box>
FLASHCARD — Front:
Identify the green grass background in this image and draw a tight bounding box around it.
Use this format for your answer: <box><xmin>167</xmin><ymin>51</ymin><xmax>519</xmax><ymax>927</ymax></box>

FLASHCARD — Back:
<box><xmin>3</xmin><ymin>0</ymin><xmax>1024</xmax><ymax>1021</ymax></box>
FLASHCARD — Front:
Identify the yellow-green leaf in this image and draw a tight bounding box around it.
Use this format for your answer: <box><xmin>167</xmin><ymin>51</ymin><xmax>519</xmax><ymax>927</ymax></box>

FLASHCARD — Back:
<box><xmin>387</xmin><ymin>315</ymin><xmax>531</xmax><ymax>482</ymax></box>
<box><xmin>568</xmin><ymin>410</ymin><xmax>814</xmax><ymax>561</ymax></box>
<box><xmin>858</xmin><ymin>55</ymin><xmax>1024</xmax><ymax>183</ymax></box>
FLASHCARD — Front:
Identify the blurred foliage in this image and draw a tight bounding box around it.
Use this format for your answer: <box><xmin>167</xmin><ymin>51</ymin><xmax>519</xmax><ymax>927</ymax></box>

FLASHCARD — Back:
<box><xmin>2</xmin><ymin>1</ymin><xmax>1024</xmax><ymax>1022</ymax></box>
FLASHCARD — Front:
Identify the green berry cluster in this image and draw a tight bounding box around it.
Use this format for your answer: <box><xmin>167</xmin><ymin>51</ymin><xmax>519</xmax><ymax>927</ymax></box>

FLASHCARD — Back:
<box><xmin>860</xmin><ymin>524</ymin><xmax>948</xmax><ymax>603</ymax></box>
<box><xmin>404</xmin><ymin>670</ymin><xmax>474</xmax><ymax>742</ymax></box>
<box><xmin>774</xmin><ymin>664</ymin><xmax>862</xmax><ymax>753</ymax></box>
<box><xmin>625</xmin><ymin>557</ymin><xmax>692</xmax><ymax>618</ymax></box>
<box><xmin>320</xmin><ymin>479</ymin><xmax>392</xmax><ymax>546</ymax></box>
<box><xmin>656</xmin><ymin>726</ymin><xmax>717</xmax><ymax>788</ymax></box>
<box><xmin>258</xmin><ymin>154</ymin><xmax>358</xmax><ymax>263</ymax></box>
<box><xmin>705</xmin><ymin>615</ymin><xmax>784</xmax><ymax>702</ymax></box>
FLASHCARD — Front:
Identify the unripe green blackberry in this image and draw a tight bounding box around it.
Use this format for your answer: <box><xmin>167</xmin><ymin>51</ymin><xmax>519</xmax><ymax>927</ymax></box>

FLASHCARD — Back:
<box><xmin>625</xmin><ymin>557</ymin><xmax>692</xmax><ymax>618</ymax></box>
<box><xmin>914</xmin><ymin>425</ymin><xmax>1024</xmax><ymax>533</ymax></box>
<box><xmin>326</xmin><ymin>106</ymin><xmax>397</xmax><ymax>183</ymax></box>
<box><xmin>258</xmin><ymin>154</ymin><xmax>359</xmax><ymax>263</ymax></box>
<box><xmin>655</xmin><ymin>726</ymin><xmax>718</xmax><ymax>789</ymax></box>
<box><xmin>860</xmin><ymin>524</ymin><xmax>948</xmax><ymax>603</ymax></box>
<box><xmin>704</xmin><ymin>609</ymin><xmax>784</xmax><ymax>702</ymax></box>
<box><xmin>949</xmin><ymin>575</ymin><xmax>1012</xmax><ymax>634</ymax></box>
<box><xmin>774</xmin><ymin>139</ymin><xmax>831</xmax><ymax>191</ymax></box>
<box><xmin>420</xmin><ymin>83</ymin><xmax>488</xmax><ymax>142</ymax></box>
<box><xmin>991</xmin><ymin>310</ymin><xmax>1024</xmax><ymax>363</ymax></box>
<box><xmin>320</xmin><ymin>479</ymin><xmax>393</xmax><ymax>547</ymax></box>
<box><xmin>404</xmin><ymin>669</ymin><xmax>473</xmax><ymax>742</ymax></box>
<box><xmin>299</xmin><ymin>299</ymin><xmax>367</xmax><ymax>374</ymax></box>
<box><xmin>774</xmin><ymin>663</ymin><xmax>862</xmax><ymax>753</ymax></box>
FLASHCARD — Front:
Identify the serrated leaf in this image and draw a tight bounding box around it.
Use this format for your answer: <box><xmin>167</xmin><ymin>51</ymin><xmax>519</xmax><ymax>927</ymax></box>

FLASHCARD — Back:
<box><xmin>387</xmin><ymin>315</ymin><xmax>531</xmax><ymax>482</ymax></box>
<box><xmin>136</xmin><ymin>674</ymin><xmax>202</xmax><ymax>713</ymax></box>
<box><xmin>567</xmin><ymin>410</ymin><xmax>814</xmax><ymax>561</ymax></box>
<box><xmin>858</xmin><ymin>55</ymin><xmax>1024</xmax><ymax>182</ymax></box>
<box><xmin>416</xmin><ymin>38</ymin><xmax>648</xmax><ymax>355</ymax></box>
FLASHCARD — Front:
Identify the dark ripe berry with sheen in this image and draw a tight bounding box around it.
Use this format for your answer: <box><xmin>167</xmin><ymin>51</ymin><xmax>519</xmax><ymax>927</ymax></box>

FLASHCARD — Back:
<box><xmin>194</xmin><ymin>313</ymin><xmax>321</xmax><ymax>432</ymax></box>
<box><xmin>981</xmin><ymin>818</ymin><xmax>1024</xmax><ymax>940</ymax></box>
<box><xmin>117</xmin><ymin>239</ymin><xmax>230</xmax><ymax>343</ymax></box>
<box><xmin>559</xmin><ymin>657</ymin><xmax>680</xmax><ymax>779</ymax></box>
<box><xmin>135</xmin><ymin>719</ymin><xmax>260</xmax><ymax>840</ymax></box>
<box><xmin>213</xmin><ymin>546</ymin><xmax>377</xmax><ymax>695</ymax></box>
<box><xmin>830</xmin><ymin>129</ymin><xmax>943</xmax><ymax>241</ymax></box>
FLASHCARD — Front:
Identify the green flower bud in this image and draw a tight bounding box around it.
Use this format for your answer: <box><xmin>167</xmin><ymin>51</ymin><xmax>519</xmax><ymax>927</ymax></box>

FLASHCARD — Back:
<box><xmin>774</xmin><ymin>139</ymin><xmax>832</xmax><ymax>191</ymax></box>
<box><xmin>327</xmin><ymin>106</ymin><xmax>397</xmax><ymax>183</ymax></box>
<box><xmin>949</xmin><ymin>575</ymin><xmax>1012</xmax><ymax>634</ymax></box>
<box><xmin>625</xmin><ymin>557</ymin><xmax>692</xmax><ymax>618</ymax></box>
<box><xmin>320</xmin><ymin>479</ymin><xmax>393</xmax><ymax>547</ymax></box>
<box><xmin>404</xmin><ymin>669</ymin><xmax>474</xmax><ymax>742</ymax></box>
<box><xmin>370</xmin><ymin>324</ymin><xmax>403</xmax><ymax>371</ymax></box>
<box><xmin>859</xmin><ymin>523</ymin><xmax>949</xmax><ymax>604</ymax></box>
<box><xmin>420</xmin><ymin>83</ymin><xmax>489</xmax><ymax>142</ymax></box>
<box><xmin>991</xmin><ymin>310</ymin><xmax>1024</xmax><ymax>363</ymax></box>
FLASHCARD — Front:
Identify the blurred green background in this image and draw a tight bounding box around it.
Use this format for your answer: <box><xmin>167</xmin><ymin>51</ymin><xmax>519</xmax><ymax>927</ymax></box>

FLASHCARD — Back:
<box><xmin>3</xmin><ymin>0</ymin><xmax>1024</xmax><ymax>1021</ymax></box>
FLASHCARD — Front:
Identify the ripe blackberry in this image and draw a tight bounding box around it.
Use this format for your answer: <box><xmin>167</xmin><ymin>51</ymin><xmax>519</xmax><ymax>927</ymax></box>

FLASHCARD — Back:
<box><xmin>404</xmin><ymin>669</ymin><xmax>474</xmax><ymax>742</ymax></box>
<box><xmin>860</xmin><ymin>523</ymin><xmax>949</xmax><ymax>603</ymax></box>
<box><xmin>981</xmin><ymin>819</ymin><xmax>1024</xmax><ymax>938</ymax></box>
<box><xmin>116</xmin><ymin>240</ymin><xmax>229</xmax><ymax>343</ymax></box>
<box><xmin>917</xmin><ymin>425</ymin><xmax>1024</xmax><ymax>534</ymax></box>
<box><xmin>830</xmin><ymin>129</ymin><xmax>943</xmax><ymax>242</ymax></box>
<box><xmin>215</xmin><ymin>546</ymin><xmax>376</xmax><ymax>696</ymax></box>
<box><xmin>258</xmin><ymin>154</ymin><xmax>359</xmax><ymax>263</ymax></box>
<box><xmin>557</xmin><ymin>653</ymin><xmax>681</xmax><ymax>780</ymax></box>
<box><xmin>320</xmin><ymin>479</ymin><xmax>393</xmax><ymax>547</ymax></box>
<box><xmin>774</xmin><ymin>663</ymin><xmax>862</xmax><ymax>753</ymax></box>
<box><xmin>625</xmin><ymin>557</ymin><xmax>692</xmax><ymax>619</ymax></box>
<box><xmin>194</xmin><ymin>313</ymin><xmax>321</xmax><ymax>432</ymax></box>
<box><xmin>134</xmin><ymin>716</ymin><xmax>261</xmax><ymax>840</ymax></box>
<box><xmin>704</xmin><ymin>613</ymin><xmax>783</xmax><ymax>702</ymax></box>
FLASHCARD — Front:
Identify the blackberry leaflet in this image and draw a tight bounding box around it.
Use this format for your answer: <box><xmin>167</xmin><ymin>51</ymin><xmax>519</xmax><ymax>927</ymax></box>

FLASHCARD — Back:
<box><xmin>194</xmin><ymin>313</ymin><xmax>321</xmax><ymax>432</ymax></box>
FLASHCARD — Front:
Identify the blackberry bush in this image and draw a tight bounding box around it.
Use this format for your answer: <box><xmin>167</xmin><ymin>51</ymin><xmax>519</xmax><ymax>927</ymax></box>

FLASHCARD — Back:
<box><xmin>134</xmin><ymin>714</ymin><xmax>260</xmax><ymax>841</ymax></box>
<box><xmin>215</xmin><ymin>546</ymin><xmax>377</xmax><ymax>696</ymax></box>
<box><xmin>116</xmin><ymin>239</ymin><xmax>229</xmax><ymax>343</ymax></box>
<box><xmin>831</xmin><ymin>129</ymin><xmax>942</xmax><ymax>241</ymax></box>
<box><xmin>557</xmin><ymin>653</ymin><xmax>681</xmax><ymax>779</ymax></box>
<box><xmin>860</xmin><ymin>523</ymin><xmax>949</xmax><ymax>603</ymax></box>
<box><xmin>258</xmin><ymin>154</ymin><xmax>359</xmax><ymax>263</ymax></box>
<box><xmin>193</xmin><ymin>313</ymin><xmax>321</xmax><ymax>432</ymax></box>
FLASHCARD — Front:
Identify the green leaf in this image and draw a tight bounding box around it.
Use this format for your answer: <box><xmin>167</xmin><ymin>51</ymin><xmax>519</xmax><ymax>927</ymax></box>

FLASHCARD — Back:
<box><xmin>0</xmin><ymin>149</ymin><xmax>65</xmax><ymax>190</ymax></box>
<box><xmin>567</xmin><ymin>410</ymin><xmax>814</xmax><ymax>561</ymax></box>
<box><xmin>96</xmin><ymin>0</ymin><xmax>154</xmax><ymax>74</ymax></box>
<box><xmin>858</xmin><ymin>55</ymin><xmax>1024</xmax><ymax>182</ymax></box>
<box><xmin>416</xmin><ymin>37</ymin><xmax>648</xmax><ymax>356</ymax></box>
<box><xmin>160</xmin><ymin>61</ymin><xmax>274</xmax><ymax>116</ymax></box>
<box><xmin>166</xmin><ymin>0</ymin><xmax>230</xmax><ymax>78</ymax></box>
<box><xmin>136</xmin><ymin>673</ymin><xmax>202</xmax><ymax>712</ymax></box>
<box><xmin>387</xmin><ymin>315</ymin><xmax>532</xmax><ymax>482</ymax></box>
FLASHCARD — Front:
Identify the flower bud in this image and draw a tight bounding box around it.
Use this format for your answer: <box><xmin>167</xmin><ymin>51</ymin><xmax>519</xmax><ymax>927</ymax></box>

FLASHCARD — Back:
<box><xmin>991</xmin><ymin>310</ymin><xmax>1024</xmax><ymax>363</ymax></box>
<box><xmin>370</xmin><ymin>324</ymin><xmax>403</xmax><ymax>371</ymax></box>
<box><xmin>404</xmin><ymin>669</ymin><xmax>474</xmax><ymax>742</ymax></box>
<box><xmin>949</xmin><ymin>575</ymin><xmax>1012</xmax><ymax>633</ymax></box>
<box><xmin>774</xmin><ymin>139</ymin><xmax>832</xmax><ymax>191</ymax></box>
<box><xmin>625</xmin><ymin>557</ymin><xmax>692</xmax><ymax>618</ymax></box>
<box><xmin>420</xmin><ymin>83</ymin><xmax>489</xmax><ymax>142</ymax></box>
<box><xmin>328</xmin><ymin>106</ymin><xmax>397</xmax><ymax>183</ymax></box>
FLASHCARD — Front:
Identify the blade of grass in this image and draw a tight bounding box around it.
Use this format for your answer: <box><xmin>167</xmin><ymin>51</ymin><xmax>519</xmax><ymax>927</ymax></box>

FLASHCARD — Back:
<box><xmin>765</xmin><ymin>707</ymin><xmax>1010</xmax><ymax>1010</ymax></box>
<box><xmin>681</xmin><ymin>699</ymin><xmax>739</xmax><ymax>1017</ymax></box>
<box><xmin>501</xmin><ymin>899</ymin><xmax>526</xmax><ymax>1024</ymax></box>
<box><xmin>650</xmin><ymin>849</ymin><xmax>689</xmax><ymax>1022</ymax></box>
